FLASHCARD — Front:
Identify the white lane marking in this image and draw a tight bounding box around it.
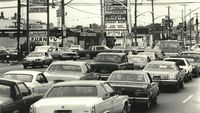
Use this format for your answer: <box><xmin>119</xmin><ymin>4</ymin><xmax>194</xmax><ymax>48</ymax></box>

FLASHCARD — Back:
<box><xmin>182</xmin><ymin>95</ymin><xmax>193</xmax><ymax>104</ymax></box>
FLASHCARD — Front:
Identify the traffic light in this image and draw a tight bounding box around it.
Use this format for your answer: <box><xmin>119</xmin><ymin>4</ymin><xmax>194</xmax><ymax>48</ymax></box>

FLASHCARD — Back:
<box><xmin>183</xmin><ymin>21</ymin><xmax>187</xmax><ymax>31</ymax></box>
<box><xmin>56</xmin><ymin>8</ymin><xmax>61</xmax><ymax>17</ymax></box>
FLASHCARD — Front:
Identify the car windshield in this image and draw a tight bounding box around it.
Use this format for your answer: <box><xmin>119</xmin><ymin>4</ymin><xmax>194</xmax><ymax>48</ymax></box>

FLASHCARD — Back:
<box><xmin>164</xmin><ymin>59</ymin><xmax>186</xmax><ymax>66</ymax></box>
<box><xmin>145</xmin><ymin>63</ymin><xmax>176</xmax><ymax>70</ymax></box>
<box><xmin>109</xmin><ymin>73</ymin><xmax>146</xmax><ymax>82</ymax></box>
<box><xmin>47</xmin><ymin>86</ymin><xmax>98</xmax><ymax>97</ymax></box>
<box><xmin>2</xmin><ymin>74</ymin><xmax>33</xmax><ymax>82</ymax></box>
<box><xmin>128</xmin><ymin>56</ymin><xmax>146</xmax><ymax>63</ymax></box>
<box><xmin>48</xmin><ymin>64</ymin><xmax>82</xmax><ymax>72</ymax></box>
<box><xmin>95</xmin><ymin>55</ymin><xmax>122</xmax><ymax>63</ymax></box>
<box><xmin>0</xmin><ymin>84</ymin><xmax>11</xmax><ymax>97</ymax></box>
<box><xmin>28</xmin><ymin>52</ymin><xmax>43</xmax><ymax>57</ymax></box>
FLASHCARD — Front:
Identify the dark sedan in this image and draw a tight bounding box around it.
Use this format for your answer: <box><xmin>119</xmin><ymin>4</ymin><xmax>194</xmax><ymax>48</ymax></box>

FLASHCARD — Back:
<box><xmin>128</xmin><ymin>55</ymin><xmax>151</xmax><ymax>70</ymax></box>
<box><xmin>107</xmin><ymin>70</ymin><xmax>159</xmax><ymax>109</ymax></box>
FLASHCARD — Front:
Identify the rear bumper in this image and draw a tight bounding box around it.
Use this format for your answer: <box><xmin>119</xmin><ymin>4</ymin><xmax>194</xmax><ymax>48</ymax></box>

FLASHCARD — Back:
<box><xmin>22</xmin><ymin>61</ymin><xmax>43</xmax><ymax>66</ymax></box>
<box><xmin>153</xmin><ymin>80</ymin><xmax>178</xmax><ymax>86</ymax></box>
<box><xmin>129</xmin><ymin>97</ymin><xmax>150</xmax><ymax>104</ymax></box>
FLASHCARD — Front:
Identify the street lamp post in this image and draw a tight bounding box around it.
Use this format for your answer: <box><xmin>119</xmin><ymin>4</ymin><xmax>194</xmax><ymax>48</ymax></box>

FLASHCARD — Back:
<box><xmin>17</xmin><ymin>0</ymin><xmax>21</xmax><ymax>57</ymax></box>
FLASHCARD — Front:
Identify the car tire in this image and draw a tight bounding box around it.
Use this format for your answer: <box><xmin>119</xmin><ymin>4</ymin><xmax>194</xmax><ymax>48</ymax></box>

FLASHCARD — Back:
<box><xmin>121</xmin><ymin>105</ymin><xmax>128</xmax><ymax>113</ymax></box>
<box><xmin>23</xmin><ymin>65</ymin><xmax>27</xmax><ymax>69</ymax></box>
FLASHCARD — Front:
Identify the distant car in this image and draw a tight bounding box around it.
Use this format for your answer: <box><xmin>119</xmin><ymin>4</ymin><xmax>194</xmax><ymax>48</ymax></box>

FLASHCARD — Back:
<box><xmin>44</xmin><ymin>61</ymin><xmax>100</xmax><ymax>83</ymax></box>
<box><xmin>0</xmin><ymin>78</ymin><xmax>42</xmax><ymax>113</ymax></box>
<box><xmin>163</xmin><ymin>57</ymin><xmax>193</xmax><ymax>81</ymax></box>
<box><xmin>137</xmin><ymin>52</ymin><xmax>161</xmax><ymax>61</ymax></box>
<box><xmin>50</xmin><ymin>47</ymin><xmax>79</xmax><ymax>60</ymax></box>
<box><xmin>180</xmin><ymin>51</ymin><xmax>200</xmax><ymax>61</ymax></box>
<box><xmin>128</xmin><ymin>55</ymin><xmax>151</xmax><ymax>70</ymax></box>
<box><xmin>2</xmin><ymin>70</ymin><xmax>53</xmax><ymax>94</ymax></box>
<box><xmin>21</xmin><ymin>51</ymin><xmax>53</xmax><ymax>69</ymax></box>
<box><xmin>70</xmin><ymin>45</ymin><xmax>84</xmax><ymax>52</ymax></box>
<box><xmin>108</xmin><ymin>70</ymin><xmax>159</xmax><ymax>109</ymax></box>
<box><xmin>143</xmin><ymin>61</ymin><xmax>185</xmax><ymax>91</ymax></box>
<box><xmin>30</xmin><ymin>80</ymin><xmax>130</xmax><ymax>113</ymax></box>
<box><xmin>0</xmin><ymin>47</ymin><xmax>10</xmax><ymax>62</ymax></box>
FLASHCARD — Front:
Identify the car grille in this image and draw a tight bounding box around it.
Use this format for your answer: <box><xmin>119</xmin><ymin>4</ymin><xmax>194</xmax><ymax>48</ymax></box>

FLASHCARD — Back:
<box><xmin>54</xmin><ymin>110</ymin><xmax>72</xmax><ymax>113</ymax></box>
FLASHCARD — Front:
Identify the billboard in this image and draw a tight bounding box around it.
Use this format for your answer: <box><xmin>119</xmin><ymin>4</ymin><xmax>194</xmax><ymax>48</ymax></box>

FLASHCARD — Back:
<box><xmin>29</xmin><ymin>0</ymin><xmax>47</xmax><ymax>13</ymax></box>
<box><xmin>104</xmin><ymin>0</ymin><xmax>128</xmax><ymax>37</ymax></box>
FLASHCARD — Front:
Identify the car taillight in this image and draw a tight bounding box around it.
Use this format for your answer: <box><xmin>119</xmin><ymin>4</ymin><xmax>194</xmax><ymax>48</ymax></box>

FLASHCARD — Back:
<box><xmin>135</xmin><ymin>90</ymin><xmax>148</xmax><ymax>97</ymax></box>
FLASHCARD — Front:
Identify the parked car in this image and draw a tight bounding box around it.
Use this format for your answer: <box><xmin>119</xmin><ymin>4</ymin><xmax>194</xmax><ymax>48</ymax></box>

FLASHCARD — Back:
<box><xmin>44</xmin><ymin>61</ymin><xmax>100</xmax><ymax>83</ymax></box>
<box><xmin>90</xmin><ymin>52</ymin><xmax>134</xmax><ymax>80</ymax></box>
<box><xmin>21</xmin><ymin>51</ymin><xmax>53</xmax><ymax>69</ymax></box>
<box><xmin>30</xmin><ymin>80</ymin><xmax>130</xmax><ymax>113</ymax></box>
<box><xmin>128</xmin><ymin>55</ymin><xmax>151</xmax><ymax>70</ymax></box>
<box><xmin>107</xmin><ymin>70</ymin><xmax>159</xmax><ymax>109</ymax></box>
<box><xmin>0</xmin><ymin>47</ymin><xmax>10</xmax><ymax>62</ymax></box>
<box><xmin>0</xmin><ymin>78</ymin><xmax>43</xmax><ymax>113</ymax></box>
<box><xmin>163</xmin><ymin>57</ymin><xmax>193</xmax><ymax>81</ymax></box>
<box><xmin>1</xmin><ymin>70</ymin><xmax>53</xmax><ymax>94</ymax></box>
<box><xmin>143</xmin><ymin>61</ymin><xmax>185</xmax><ymax>91</ymax></box>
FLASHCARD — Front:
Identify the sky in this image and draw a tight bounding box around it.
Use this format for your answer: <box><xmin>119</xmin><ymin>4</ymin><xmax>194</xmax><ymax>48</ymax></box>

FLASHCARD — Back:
<box><xmin>0</xmin><ymin>0</ymin><xmax>200</xmax><ymax>27</ymax></box>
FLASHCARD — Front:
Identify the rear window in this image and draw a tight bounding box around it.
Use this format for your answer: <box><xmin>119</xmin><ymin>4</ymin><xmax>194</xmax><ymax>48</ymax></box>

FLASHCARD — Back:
<box><xmin>109</xmin><ymin>73</ymin><xmax>145</xmax><ymax>82</ymax></box>
<box><xmin>47</xmin><ymin>86</ymin><xmax>98</xmax><ymax>97</ymax></box>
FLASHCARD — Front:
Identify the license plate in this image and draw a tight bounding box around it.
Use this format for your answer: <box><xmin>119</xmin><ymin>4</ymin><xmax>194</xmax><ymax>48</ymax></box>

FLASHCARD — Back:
<box><xmin>55</xmin><ymin>110</ymin><xmax>72</xmax><ymax>113</ymax></box>
<box><xmin>153</xmin><ymin>76</ymin><xmax>161</xmax><ymax>80</ymax></box>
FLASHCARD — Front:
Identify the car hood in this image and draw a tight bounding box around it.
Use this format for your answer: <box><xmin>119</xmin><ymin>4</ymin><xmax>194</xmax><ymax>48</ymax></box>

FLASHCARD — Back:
<box><xmin>0</xmin><ymin>96</ymin><xmax>13</xmax><ymax>106</ymax></box>
<box><xmin>33</xmin><ymin>97</ymin><xmax>103</xmax><ymax>107</ymax></box>
<box><xmin>44</xmin><ymin>71</ymin><xmax>83</xmax><ymax>81</ymax></box>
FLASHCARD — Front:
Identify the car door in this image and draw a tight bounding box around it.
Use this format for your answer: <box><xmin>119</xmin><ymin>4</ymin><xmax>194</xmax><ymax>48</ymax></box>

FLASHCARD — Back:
<box><xmin>35</xmin><ymin>73</ymin><xmax>50</xmax><ymax>94</ymax></box>
<box><xmin>147</xmin><ymin>73</ymin><xmax>158</xmax><ymax>98</ymax></box>
<box><xmin>102</xmin><ymin>83</ymin><xmax>121</xmax><ymax>113</ymax></box>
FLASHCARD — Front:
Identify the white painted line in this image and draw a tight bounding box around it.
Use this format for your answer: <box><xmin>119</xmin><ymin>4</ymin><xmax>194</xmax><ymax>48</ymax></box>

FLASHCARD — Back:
<box><xmin>182</xmin><ymin>95</ymin><xmax>193</xmax><ymax>104</ymax></box>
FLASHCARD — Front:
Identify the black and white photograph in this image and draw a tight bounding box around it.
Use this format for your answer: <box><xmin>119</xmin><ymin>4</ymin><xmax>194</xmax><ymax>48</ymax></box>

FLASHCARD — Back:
<box><xmin>0</xmin><ymin>0</ymin><xmax>200</xmax><ymax>113</ymax></box>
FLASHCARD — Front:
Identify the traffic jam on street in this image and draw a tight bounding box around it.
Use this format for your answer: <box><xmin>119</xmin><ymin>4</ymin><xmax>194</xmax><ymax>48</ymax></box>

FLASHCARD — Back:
<box><xmin>1</xmin><ymin>0</ymin><xmax>200</xmax><ymax>113</ymax></box>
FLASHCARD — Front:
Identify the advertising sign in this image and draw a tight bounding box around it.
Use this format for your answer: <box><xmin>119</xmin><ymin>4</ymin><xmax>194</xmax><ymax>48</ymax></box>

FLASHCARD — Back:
<box><xmin>29</xmin><ymin>0</ymin><xmax>47</xmax><ymax>13</ymax></box>
<box><xmin>104</xmin><ymin>0</ymin><xmax>128</xmax><ymax>37</ymax></box>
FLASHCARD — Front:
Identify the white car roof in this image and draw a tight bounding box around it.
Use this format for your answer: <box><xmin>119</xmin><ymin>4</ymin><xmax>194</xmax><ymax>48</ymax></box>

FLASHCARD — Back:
<box><xmin>3</xmin><ymin>70</ymin><xmax>42</xmax><ymax>76</ymax></box>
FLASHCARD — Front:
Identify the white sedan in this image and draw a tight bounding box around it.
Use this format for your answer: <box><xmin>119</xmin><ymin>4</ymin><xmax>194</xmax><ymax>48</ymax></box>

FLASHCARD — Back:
<box><xmin>1</xmin><ymin>70</ymin><xmax>53</xmax><ymax>94</ymax></box>
<box><xmin>30</xmin><ymin>81</ymin><xmax>130</xmax><ymax>113</ymax></box>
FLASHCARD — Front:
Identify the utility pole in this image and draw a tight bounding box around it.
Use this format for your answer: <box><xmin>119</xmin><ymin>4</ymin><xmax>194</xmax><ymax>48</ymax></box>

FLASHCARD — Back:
<box><xmin>61</xmin><ymin>0</ymin><xmax>65</xmax><ymax>47</ymax></box>
<box><xmin>134</xmin><ymin>0</ymin><xmax>137</xmax><ymax>46</ymax></box>
<box><xmin>189</xmin><ymin>9</ymin><xmax>192</xmax><ymax>48</ymax></box>
<box><xmin>17</xmin><ymin>0</ymin><xmax>21</xmax><ymax>56</ymax></box>
<box><xmin>151</xmin><ymin>0</ymin><xmax>155</xmax><ymax>47</ymax></box>
<box><xmin>47</xmin><ymin>0</ymin><xmax>50</xmax><ymax>45</ymax></box>
<box><xmin>168</xmin><ymin>6</ymin><xmax>171</xmax><ymax>39</ymax></box>
<box><xmin>100</xmin><ymin>0</ymin><xmax>105</xmax><ymax>45</ymax></box>
<box><xmin>195</xmin><ymin>13</ymin><xmax>199</xmax><ymax>44</ymax></box>
<box><xmin>26</xmin><ymin>0</ymin><xmax>30</xmax><ymax>54</ymax></box>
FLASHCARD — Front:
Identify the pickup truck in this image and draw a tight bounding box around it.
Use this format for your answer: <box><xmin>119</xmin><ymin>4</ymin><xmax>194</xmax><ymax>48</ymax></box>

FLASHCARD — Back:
<box><xmin>90</xmin><ymin>52</ymin><xmax>134</xmax><ymax>80</ymax></box>
<box><xmin>78</xmin><ymin>45</ymin><xmax>131</xmax><ymax>59</ymax></box>
<box><xmin>0</xmin><ymin>78</ymin><xmax>43</xmax><ymax>113</ymax></box>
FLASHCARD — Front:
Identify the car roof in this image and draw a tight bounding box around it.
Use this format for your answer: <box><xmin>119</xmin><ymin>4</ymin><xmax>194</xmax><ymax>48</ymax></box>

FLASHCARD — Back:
<box><xmin>0</xmin><ymin>78</ymin><xmax>23</xmax><ymax>85</ymax></box>
<box><xmin>98</xmin><ymin>52</ymin><xmax>126</xmax><ymax>56</ymax></box>
<box><xmin>3</xmin><ymin>70</ymin><xmax>42</xmax><ymax>75</ymax></box>
<box><xmin>181</xmin><ymin>51</ymin><xmax>200</xmax><ymax>54</ymax></box>
<box><xmin>51</xmin><ymin>61</ymin><xmax>87</xmax><ymax>65</ymax></box>
<box><xmin>164</xmin><ymin>57</ymin><xmax>186</xmax><ymax>60</ymax></box>
<box><xmin>127</xmin><ymin>55</ymin><xmax>148</xmax><ymax>58</ymax></box>
<box><xmin>149</xmin><ymin>61</ymin><xmax>176</xmax><ymax>65</ymax></box>
<box><xmin>112</xmin><ymin>70</ymin><xmax>147</xmax><ymax>74</ymax></box>
<box><xmin>53</xmin><ymin>80</ymin><xmax>106</xmax><ymax>87</ymax></box>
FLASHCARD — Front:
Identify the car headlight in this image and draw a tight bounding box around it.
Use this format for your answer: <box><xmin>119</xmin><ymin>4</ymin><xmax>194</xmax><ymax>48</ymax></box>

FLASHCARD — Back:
<box><xmin>168</xmin><ymin>74</ymin><xmax>176</xmax><ymax>80</ymax></box>
<box><xmin>29</xmin><ymin>105</ymin><xmax>35</xmax><ymax>113</ymax></box>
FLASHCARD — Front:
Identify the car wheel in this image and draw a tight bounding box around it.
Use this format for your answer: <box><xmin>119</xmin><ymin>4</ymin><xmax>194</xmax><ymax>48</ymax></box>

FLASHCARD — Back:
<box><xmin>59</xmin><ymin>56</ymin><xmax>63</xmax><ymax>60</ymax></box>
<box><xmin>179</xmin><ymin>81</ymin><xmax>184</xmax><ymax>89</ymax></box>
<box><xmin>121</xmin><ymin>105</ymin><xmax>128</xmax><ymax>113</ymax></box>
<box><xmin>23</xmin><ymin>65</ymin><xmax>27</xmax><ymax>69</ymax></box>
<box><xmin>189</xmin><ymin>74</ymin><xmax>193</xmax><ymax>80</ymax></box>
<box><xmin>144</xmin><ymin>99</ymin><xmax>151</xmax><ymax>110</ymax></box>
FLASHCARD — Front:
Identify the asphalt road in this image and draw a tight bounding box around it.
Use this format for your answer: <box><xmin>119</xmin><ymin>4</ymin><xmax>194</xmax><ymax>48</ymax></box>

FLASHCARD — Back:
<box><xmin>0</xmin><ymin>63</ymin><xmax>200</xmax><ymax>113</ymax></box>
